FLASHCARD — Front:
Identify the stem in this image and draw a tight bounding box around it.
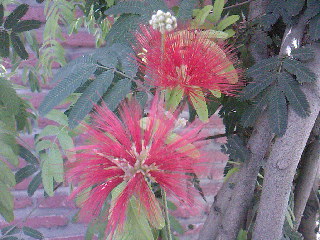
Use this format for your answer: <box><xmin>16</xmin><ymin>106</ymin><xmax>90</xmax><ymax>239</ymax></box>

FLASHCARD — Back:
<box><xmin>1</xmin><ymin>183</ymin><xmax>63</xmax><ymax>239</ymax></box>
<box><xmin>224</xmin><ymin>0</ymin><xmax>254</xmax><ymax>10</ymax></box>
<box><xmin>161</xmin><ymin>188</ymin><xmax>172</xmax><ymax>240</ymax></box>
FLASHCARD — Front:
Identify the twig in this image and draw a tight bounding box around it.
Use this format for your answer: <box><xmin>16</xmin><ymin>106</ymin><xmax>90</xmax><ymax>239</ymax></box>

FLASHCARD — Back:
<box><xmin>205</xmin><ymin>131</ymin><xmax>237</xmax><ymax>140</ymax></box>
<box><xmin>161</xmin><ymin>188</ymin><xmax>172</xmax><ymax>240</ymax></box>
<box><xmin>1</xmin><ymin>183</ymin><xmax>63</xmax><ymax>239</ymax></box>
<box><xmin>224</xmin><ymin>0</ymin><xmax>254</xmax><ymax>10</ymax></box>
<box><xmin>97</xmin><ymin>65</ymin><xmax>153</xmax><ymax>96</ymax></box>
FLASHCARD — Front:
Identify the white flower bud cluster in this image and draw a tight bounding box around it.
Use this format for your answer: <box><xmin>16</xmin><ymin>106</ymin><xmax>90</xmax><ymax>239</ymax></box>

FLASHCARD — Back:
<box><xmin>149</xmin><ymin>10</ymin><xmax>177</xmax><ymax>33</ymax></box>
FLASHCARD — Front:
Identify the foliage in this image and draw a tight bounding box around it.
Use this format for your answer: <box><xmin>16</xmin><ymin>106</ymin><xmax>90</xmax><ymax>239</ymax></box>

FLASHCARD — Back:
<box><xmin>0</xmin><ymin>4</ymin><xmax>41</xmax><ymax>59</ymax></box>
<box><xmin>1</xmin><ymin>0</ymin><xmax>320</xmax><ymax>239</ymax></box>
<box><xmin>240</xmin><ymin>47</ymin><xmax>316</xmax><ymax>136</ymax></box>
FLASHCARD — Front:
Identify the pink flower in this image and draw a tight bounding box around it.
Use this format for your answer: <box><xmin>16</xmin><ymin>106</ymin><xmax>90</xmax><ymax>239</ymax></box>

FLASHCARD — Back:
<box><xmin>66</xmin><ymin>94</ymin><xmax>208</xmax><ymax>236</ymax></box>
<box><xmin>135</xmin><ymin>26</ymin><xmax>243</xmax><ymax>99</ymax></box>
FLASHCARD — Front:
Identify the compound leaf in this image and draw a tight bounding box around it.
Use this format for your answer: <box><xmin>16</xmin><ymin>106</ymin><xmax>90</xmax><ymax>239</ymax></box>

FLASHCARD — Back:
<box><xmin>39</xmin><ymin>61</ymin><xmax>97</xmax><ymax>116</ymax></box>
<box><xmin>283</xmin><ymin>58</ymin><xmax>316</xmax><ymax>83</ymax></box>
<box><xmin>68</xmin><ymin>70</ymin><xmax>114</xmax><ymax>128</ymax></box>
<box><xmin>178</xmin><ymin>0</ymin><xmax>197</xmax><ymax>20</ymax></box>
<box><xmin>12</xmin><ymin>20</ymin><xmax>42</xmax><ymax>33</ymax></box>
<box><xmin>268</xmin><ymin>85</ymin><xmax>288</xmax><ymax>136</ymax></box>
<box><xmin>241</xmin><ymin>74</ymin><xmax>276</xmax><ymax>100</ymax></box>
<box><xmin>10</xmin><ymin>33</ymin><xmax>28</xmax><ymax>59</ymax></box>
<box><xmin>15</xmin><ymin>165</ymin><xmax>37</xmax><ymax>184</ymax></box>
<box><xmin>278</xmin><ymin>72</ymin><xmax>310</xmax><ymax>117</ymax></box>
<box><xmin>4</xmin><ymin>4</ymin><xmax>29</xmax><ymax>29</ymax></box>
<box><xmin>291</xmin><ymin>47</ymin><xmax>315</xmax><ymax>61</ymax></box>
<box><xmin>0</xmin><ymin>30</ymin><xmax>9</xmax><ymax>58</ymax></box>
<box><xmin>22</xmin><ymin>227</ymin><xmax>44</xmax><ymax>239</ymax></box>
<box><xmin>246</xmin><ymin>57</ymin><xmax>281</xmax><ymax>78</ymax></box>
<box><xmin>103</xmin><ymin>78</ymin><xmax>132</xmax><ymax>111</ymax></box>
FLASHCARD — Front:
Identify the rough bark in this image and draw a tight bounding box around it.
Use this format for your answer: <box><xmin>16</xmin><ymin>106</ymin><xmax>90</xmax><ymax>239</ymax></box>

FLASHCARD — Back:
<box><xmin>199</xmin><ymin>1</ymin><xmax>271</xmax><ymax>239</ymax></box>
<box><xmin>198</xmin><ymin>173</ymin><xmax>237</xmax><ymax>239</ymax></box>
<box><xmin>252</xmin><ymin>42</ymin><xmax>320</xmax><ymax>239</ymax></box>
<box><xmin>248</xmin><ymin>0</ymin><xmax>269</xmax><ymax>61</ymax></box>
<box><xmin>298</xmin><ymin>180</ymin><xmax>320</xmax><ymax>240</ymax></box>
<box><xmin>215</xmin><ymin>115</ymin><xmax>272</xmax><ymax>240</ymax></box>
<box><xmin>294</xmin><ymin>115</ymin><xmax>320</xmax><ymax>229</ymax></box>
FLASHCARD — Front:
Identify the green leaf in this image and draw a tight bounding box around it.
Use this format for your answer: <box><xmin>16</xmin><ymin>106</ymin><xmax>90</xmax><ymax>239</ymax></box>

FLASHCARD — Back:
<box><xmin>0</xmin><ymin>143</ymin><xmax>19</xmax><ymax>166</ymax></box>
<box><xmin>166</xmin><ymin>87</ymin><xmax>184</xmax><ymax>111</ymax></box>
<box><xmin>4</xmin><ymin>4</ymin><xmax>29</xmax><ymax>29</ymax></box>
<box><xmin>103</xmin><ymin>78</ymin><xmax>132</xmax><ymax>111</ymax></box>
<box><xmin>0</xmin><ymin>4</ymin><xmax>3</xmax><ymax>26</ymax></box>
<box><xmin>19</xmin><ymin>145</ymin><xmax>38</xmax><ymax>165</ymax></box>
<box><xmin>1</xmin><ymin>236</ymin><xmax>19</xmax><ymax>240</ymax></box>
<box><xmin>35</xmin><ymin>140</ymin><xmax>52</xmax><ymax>152</ymax></box>
<box><xmin>135</xmin><ymin>91</ymin><xmax>148</xmax><ymax>108</ymax></box>
<box><xmin>305</xmin><ymin>0</ymin><xmax>320</xmax><ymax>19</ymax></box>
<box><xmin>104</xmin><ymin>1</ymin><xmax>145</xmax><ymax>15</ymax></box>
<box><xmin>112</xmin><ymin>43</ymin><xmax>138</xmax><ymax>77</ymax></box>
<box><xmin>22</xmin><ymin>227</ymin><xmax>44</xmax><ymax>239</ymax></box>
<box><xmin>10</xmin><ymin>33</ymin><xmax>28</xmax><ymax>60</ymax></box>
<box><xmin>246</xmin><ymin>57</ymin><xmax>281</xmax><ymax>77</ymax></box>
<box><xmin>113</xmin><ymin>197</ymin><xmax>155</xmax><ymax>240</ymax></box>
<box><xmin>268</xmin><ymin>86</ymin><xmax>288</xmax><ymax>136</ymax></box>
<box><xmin>41</xmin><ymin>154</ymin><xmax>54</xmax><ymax>196</ymax></box>
<box><xmin>190</xmin><ymin>90</ymin><xmax>208</xmax><ymax>122</ymax></box>
<box><xmin>105</xmin><ymin>14</ymin><xmax>141</xmax><ymax>44</ymax></box>
<box><xmin>240</xmin><ymin>93</ymin><xmax>268</xmax><ymax>128</ymax></box>
<box><xmin>291</xmin><ymin>47</ymin><xmax>315</xmax><ymax>61</ymax></box>
<box><xmin>39</xmin><ymin>61</ymin><xmax>97</xmax><ymax>116</ymax></box>
<box><xmin>27</xmin><ymin>171</ymin><xmax>42</xmax><ymax>197</ymax></box>
<box><xmin>225</xmin><ymin>135</ymin><xmax>250</xmax><ymax>162</ymax></box>
<box><xmin>178</xmin><ymin>0</ymin><xmax>197</xmax><ymax>20</ymax></box>
<box><xmin>278</xmin><ymin>72</ymin><xmax>310</xmax><ymax>117</ymax></box>
<box><xmin>310</xmin><ymin>14</ymin><xmax>320</xmax><ymax>40</ymax></box>
<box><xmin>285</xmin><ymin>0</ymin><xmax>305</xmax><ymax>16</ymax></box>
<box><xmin>12</xmin><ymin>20</ymin><xmax>42</xmax><ymax>33</ymax></box>
<box><xmin>0</xmin><ymin>182</ymin><xmax>13</xmax><ymax>212</ymax></box>
<box><xmin>45</xmin><ymin>110</ymin><xmax>68</xmax><ymax>126</ymax></box>
<box><xmin>212</xmin><ymin>0</ymin><xmax>224</xmax><ymax>23</ymax></box>
<box><xmin>57</xmin><ymin>130</ymin><xmax>75</xmax><ymax>161</ymax></box>
<box><xmin>217</xmin><ymin>15</ymin><xmax>240</xmax><ymax>31</ymax></box>
<box><xmin>15</xmin><ymin>165</ymin><xmax>37</xmax><ymax>184</ymax></box>
<box><xmin>193</xmin><ymin>5</ymin><xmax>213</xmax><ymax>26</ymax></box>
<box><xmin>0</xmin><ymin>78</ymin><xmax>20</xmax><ymax>115</ymax></box>
<box><xmin>52</xmin><ymin>56</ymin><xmax>96</xmax><ymax>83</ymax></box>
<box><xmin>36</xmin><ymin>125</ymin><xmax>60</xmax><ymax>140</ymax></box>
<box><xmin>241</xmin><ymin>74</ymin><xmax>276</xmax><ymax>100</ymax></box>
<box><xmin>237</xmin><ymin>229</ymin><xmax>248</xmax><ymax>240</ymax></box>
<box><xmin>0</xmin><ymin>202</ymin><xmax>14</xmax><ymax>222</ymax></box>
<box><xmin>0</xmin><ymin>160</ymin><xmax>15</xmax><ymax>187</ymax></box>
<box><xmin>169</xmin><ymin>215</ymin><xmax>184</xmax><ymax>234</ymax></box>
<box><xmin>1</xmin><ymin>226</ymin><xmax>20</xmax><ymax>235</ymax></box>
<box><xmin>0</xmin><ymin>30</ymin><xmax>9</xmax><ymax>58</ymax></box>
<box><xmin>68</xmin><ymin>70</ymin><xmax>114</xmax><ymax>128</ymax></box>
<box><xmin>48</xmin><ymin>144</ymin><xmax>64</xmax><ymax>183</ymax></box>
<box><xmin>283</xmin><ymin>58</ymin><xmax>316</xmax><ymax>83</ymax></box>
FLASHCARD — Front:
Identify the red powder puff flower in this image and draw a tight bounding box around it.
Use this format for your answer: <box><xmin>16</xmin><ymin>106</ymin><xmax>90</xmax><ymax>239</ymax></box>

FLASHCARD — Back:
<box><xmin>66</xmin><ymin>94</ymin><xmax>208</xmax><ymax>237</ymax></box>
<box><xmin>135</xmin><ymin>26</ymin><xmax>242</xmax><ymax>105</ymax></box>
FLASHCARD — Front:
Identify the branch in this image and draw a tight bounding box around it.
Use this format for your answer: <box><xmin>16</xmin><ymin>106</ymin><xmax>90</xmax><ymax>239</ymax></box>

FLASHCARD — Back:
<box><xmin>298</xmin><ymin>183</ymin><xmax>320</xmax><ymax>240</ymax></box>
<box><xmin>224</xmin><ymin>0</ymin><xmax>254</xmax><ymax>10</ymax></box>
<box><xmin>294</xmin><ymin>115</ymin><xmax>320</xmax><ymax>229</ymax></box>
<box><xmin>198</xmin><ymin>172</ymin><xmax>238</xmax><ymax>239</ymax></box>
<box><xmin>252</xmin><ymin>20</ymin><xmax>320</xmax><ymax>240</ymax></box>
<box><xmin>215</xmin><ymin>113</ymin><xmax>272</xmax><ymax>239</ymax></box>
<box><xmin>248</xmin><ymin>0</ymin><xmax>270</xmax><ymax>61</ymax></box>
<box><xmin>199</xmin><ymin>1</ymin><xmax>271</xmax><ymax>239</ymax></box>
